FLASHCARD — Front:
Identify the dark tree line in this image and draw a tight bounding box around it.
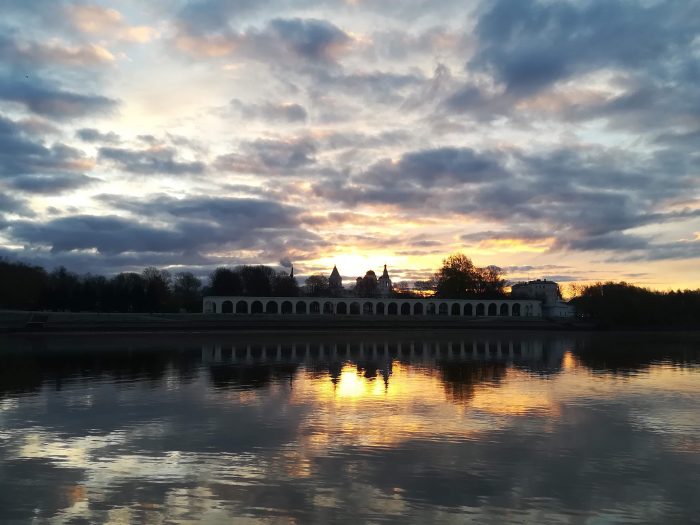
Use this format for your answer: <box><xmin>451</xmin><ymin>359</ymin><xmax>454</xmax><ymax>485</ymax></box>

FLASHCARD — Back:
<box><xmin>0</xmin><ymin>259</ymin><xmax>299</xmax><ymax>313</ymax></box>
<box><xmin>570</xmin><ymin>282</ymin><xmax>700</xmax><ymax>327</ymax></box>
<box><xmin>208</xmin><ymin>266</ymin><xmax>298</xmax><ymax>297</ymax></box>
<box><xmin>0</xmin><ymin>258</ymin><xmax>202</xmax><ymax>312</ymax></box>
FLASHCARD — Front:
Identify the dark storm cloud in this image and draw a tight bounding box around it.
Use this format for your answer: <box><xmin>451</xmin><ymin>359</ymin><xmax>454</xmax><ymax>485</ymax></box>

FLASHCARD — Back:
<box><xmin>264</xmin><ymin>18</ymin><xmax>350</xmax><ymax>62</ymax></box>
<box><xmin>0</xmin><ymin>193</ymin><xmax>34</xmax><ymax>217</ymax></box>
<box><xmin>470</xmin><ymin>0</ymin><xmax>699</xmax><ymax>97</ymax></box>
<box><xmin>0</xmin><ymin>116</ymin><xmax>90</xmax><ymax>177</ymax></box>
<box><xmin>0</xmin><ymin>75</ymin><xmax>117</xmax><ymax>119</ymax></box>
<box><xmin>5</xmin><ymin>173</ymin><xmax>99</xmax><ymax>194</ymax></box>
<box><xmin>5</xmin><ymin>195</ymin><xmax>320</xmax><ymax>260</ymax></box>
<box><xmin>216</xmin><ymin>137</ymin><xmax>316</xmax><ymax>174</ymax></box>
<box><xmin>76</xmin><ymin>128</ymin><xmax>121</xmax><ymax>143</ymax></box>
<box><xmin>99</xmin><ymin>146</ymin><xmax>205</xmax><ymax>175</ymax></box>
<box><xmin>367</xmin><ymin>147</ymin><xmax>506</xmax><ymax>188</ymax></box>
<box><xmin>231</xmin><ymin>99</ymin><xmax>307</xmax><ymax>123</ymax></box>
<box><xmin>311</xmin><ymin>140</ymin><xmax>699</xmax><ymax>260</ymax></box>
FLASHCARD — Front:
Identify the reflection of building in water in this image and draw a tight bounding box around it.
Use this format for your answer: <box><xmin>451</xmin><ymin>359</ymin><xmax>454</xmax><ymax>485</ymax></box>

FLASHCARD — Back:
<box><xmin>200</xmin><ymin>335</ymin><xmax>569</xmax><ymax>397</ymax></box>
<box><xmin>201</xmin><ymin>335</ymin><xmax>567</xmax><ymax>369</ymax></box>
<box><xmin>510</xmin><ymin>279</ymin><xmax>575</xmax><ymax>318</ymax></box>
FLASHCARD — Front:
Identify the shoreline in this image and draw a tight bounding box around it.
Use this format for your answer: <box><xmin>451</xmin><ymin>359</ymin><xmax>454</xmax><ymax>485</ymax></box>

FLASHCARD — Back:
<box><xmin>2</xmin><ymin>310</ymin><xmax>698</xmax><ymax>334</ymax></box>
<box><xmin>2</xmin><ymin>309</ymin><xmax>589</xmax><ymax>333</ymax></box>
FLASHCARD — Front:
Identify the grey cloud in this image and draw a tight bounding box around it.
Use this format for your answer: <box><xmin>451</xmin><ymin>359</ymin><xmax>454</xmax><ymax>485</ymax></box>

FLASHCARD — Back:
<box><xmin>99</xmin><ymin>146</ymin><xmax>205</xmax><ymax>175</ymax></box>
<box><xmin>6</xmin><ymin>195</ymin><xmax>321</xmax><ymax>259</ymax></box>
<box><xmin>174</xmin><ymin>16</ymin><xmax>351</xmax><ymax>66</ymax></box>
<box><xmin>0</xmin><ymin>75</ymin><xmax>117</xmax><ymax>119</ymax></box>
<box><xmin>231</xmin><ymin>99</ymin><xmax>307</xmax><ymax>123</ymax></box>
<box><xmin>265</xmin><ymin>18</ymin><xmax>349</xmax><ymax>63</ymax></box>
<box><xmin>5</xmin><ymin>173</ymin><xmax>99</xmax><ymax>194</ymax></box>
<box><xmin>470</xmin><ymin>0</ymin><xmax>699</xmax><ymax>97</ymax></box>
<box><xmin>366</xmin><ymin>147</ymin><xmax>506</xmax><ymax>188</ymax></box>
<box><xmin>76</xmin><ymin>128</ymin><xmax>121</xmax><ymax>143</ymax></box>
<box><xmin>216</xmin><ymin>137</ymin><xmax>316</xmax><ymax>174</ymax></box>
<box><xmin>313</xmin><ymin>142</ymin><xmax>699</xmax><ymax>260</ymax></box>
<box><xmin>0</xmin><ymin>32</ymin><xmax>114</xmax><ymax>68</ymax></box>
<box><xmin>0</xmin><ymin>116</ymin><xmax>90</xmax><ymax>177</ymax></box>
<box><xmin>0</xmin><ymin>193</ymin><xmax>34</xmax><ymax>217</ymax></box>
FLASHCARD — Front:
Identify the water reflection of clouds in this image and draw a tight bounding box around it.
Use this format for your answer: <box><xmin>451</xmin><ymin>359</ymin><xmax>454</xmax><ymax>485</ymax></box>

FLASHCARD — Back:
<box><xmin>0</xmin><ymin>332</ymin><xmax>698</xmax><ymax>523</ymax></box>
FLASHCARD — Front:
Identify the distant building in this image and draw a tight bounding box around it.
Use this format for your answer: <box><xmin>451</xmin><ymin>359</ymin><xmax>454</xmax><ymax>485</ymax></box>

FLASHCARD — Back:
<box><xmin>329</xmin><ymin>265</ymin><xmax>343</xmax><ymax>291</ymax></box>
<box><xmin>510</xmin><ymin>279</ymin><xmax>575</xmax><ymax>318</ymax></box>
<box><xmin>378</xmin><ymin>264</ymin><xmax>392</xmax><ymax>297</ymax></box>
<box><xmin>355</xmin><ymin>265</ymin><xmax>393</xmax><ymax>297</ymax></box>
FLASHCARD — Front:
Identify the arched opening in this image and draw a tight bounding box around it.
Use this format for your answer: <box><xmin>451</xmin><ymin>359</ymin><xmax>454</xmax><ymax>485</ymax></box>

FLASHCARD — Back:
<box><xmin>499</xmin><ymin>303</ymin><xmax>509</xmax><ymax>316</ymax></box>
<box><xmin>512</xmin><ymin>303</ymin><xmax>521</xmax><ymax>316</ymax></box>
<box><xmin>205</xmin><ymin>301</ymin><xmax>216</xmax><ymax>313</ymax></box>
<box><xmin>476</xmin><ymin>303</ymin><xmax>485</xmax><ymax>316</ymax></box>
<box><xmin>222</xmin><ymin>300</ymin><xmax>233</xmax><ymax>313</ymax></box>
<box><xmin>488</xmin><ymin>303</ymin><xmax>497</xmax><ymax>316</ymax></box>
<box><xmin>400</xmin><ymin>303</ymin><xmax>411</xmax><ymax>315</ymax></box>
<box><xmin>296</xmin><ymin>301</ymin><xmax>307</xmax><ymax>314</ymax></box>
<box><xmin>337</xmin><ymin>302</ymin><xmax>347</xmax><ymax>314</ymax></box>
<box><xmin>363</xmin><ymin>302</ymin><xmax>373</xmax><ymax>315</ymax></box>
<box><xmin>236</xmin><ymin>300</ymin><xmax>248</xmax><ymax>314</ymax></box>
<box><xmin>464</xmin><ymin>303</ymin><xmax>473</xmax><ymax>316</ymax></box>
<box><xmin>451</xmin><ymin>303</ymin><xmax>460</xmax><ymax>315</ymax></box>
<box><xmin>438</xmin><ymin>303</ymin><xmax>448</xmax><ymax>316</ymax></box>
<box><xmin>251</xmin><ymin>301</ymin><xmax>263</xmax><ymax>314</ymax></box>
<box><xmin>282</xmin><ymin>301</ymin><xmax>293</xmax><ymax>314</ymax></box>
<box><xmin>266</xmin><ymin>301</ymin><xmax>279</xmax><ymax>314</ymax></box>
<box><xmin>387</xmin><ymin>302</ymin><xmax>398</xmax><ymax>315</ymax></box>
<box><xmin>376</xmin><ymin>302</ymin><xmax>385</xmax><ymax>315</ymax></box>
<box><xmin>413</xmin><ymin>302</ymin><xmax>423</xmax><ymax>315</ymax></box>
<box><xmin>323</xmin><ymin>301</ymin><xmax>334</xmax><ymax>314</ymax></box>
<box><xmin>350</xmin><ymin>302</ymin><xmax>360</xmax><ymax>314</ymax></box>
<box><xmin>427</xmin><ymin>303</ymin><xmax>436</xmax><ymax>315</ymax></box>
<box><xmin>310</xmin><ymin>301</ymin><xmax>320</xmax><ymax>314</ymax></box>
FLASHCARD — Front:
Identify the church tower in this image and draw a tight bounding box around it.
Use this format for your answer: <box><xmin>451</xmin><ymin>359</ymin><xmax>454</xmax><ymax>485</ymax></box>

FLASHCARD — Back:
<box><xmin>329</xmin><ymin>265</ymin><xmax>343</xmax><ymax>292</ymax></box>
<box><xmin>378</xmin><ymin>264</ymin><xmax>392</xmax><ymax>297</ymax></box>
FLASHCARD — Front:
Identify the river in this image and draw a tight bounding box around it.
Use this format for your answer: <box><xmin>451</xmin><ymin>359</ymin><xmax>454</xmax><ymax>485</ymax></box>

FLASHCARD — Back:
<box><xmin>1</xmin><ymin>331</ymin><xmax>698</xmax><ymax>523</ymax></box>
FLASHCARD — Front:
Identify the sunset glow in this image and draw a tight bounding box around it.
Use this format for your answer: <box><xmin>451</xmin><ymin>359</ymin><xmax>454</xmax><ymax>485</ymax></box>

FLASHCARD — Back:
<box><xmin>1</xmin><ymin>1</ymin><xmax>698</xmax><ymax>290</ymax></box>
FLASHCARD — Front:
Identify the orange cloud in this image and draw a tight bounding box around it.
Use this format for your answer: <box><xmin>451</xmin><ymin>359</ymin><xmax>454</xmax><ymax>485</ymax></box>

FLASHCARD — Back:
<box><xmin>68</xmin><ymin>4</ymin><xmax>156</xmax><ymax>43</ymax></box>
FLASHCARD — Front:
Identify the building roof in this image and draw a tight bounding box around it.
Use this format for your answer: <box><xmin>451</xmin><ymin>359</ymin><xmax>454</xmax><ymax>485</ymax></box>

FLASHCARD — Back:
<box><xmin>380</xmin><ymin>264</ymin><xmax>389</xmax><ymax>279</ymax></box>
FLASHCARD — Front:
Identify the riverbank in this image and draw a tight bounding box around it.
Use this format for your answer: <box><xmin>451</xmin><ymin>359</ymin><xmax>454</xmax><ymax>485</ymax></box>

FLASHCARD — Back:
<box><xmin>0</xmin><ymin>310</ymin><xmax>591</xmax><ymax>333</ymax></box>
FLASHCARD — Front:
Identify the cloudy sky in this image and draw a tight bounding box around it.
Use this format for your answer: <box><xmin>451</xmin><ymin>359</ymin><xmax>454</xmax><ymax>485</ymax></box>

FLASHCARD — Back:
<box><xmin>1</xmin><ymin>0</ymin><xmax>699</xmax><ymax>289</ymax></box>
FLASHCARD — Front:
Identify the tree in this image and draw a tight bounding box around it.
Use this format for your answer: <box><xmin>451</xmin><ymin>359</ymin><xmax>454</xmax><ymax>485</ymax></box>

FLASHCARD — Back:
<box><xmin>478</xmin><ymin>265</ymin><xmax>506</xmax><ymax>298</ymax></box>
<box><xmin>142</xmin><ymin>267</ymin><xmax>172</xmax><ymax>312</ymax></box>
<box><xmin>305</xmin><ymin>274</ymin><xmax>329</xmax><ymax>296</ymax></box>
<box><xmin>47</xmin><ymin>266</ymin><xmax>80</xmax><ymax>311</ymax></box>
<box><xmin>0</xmin><ymin>258</ymin><xmax>47</xmax><ymax>310</ymax></box>
<box><xmin>109</xmin><ymin>272</ymin><xmax>146</xmax><ymax>312</ymax></box>
<box><xmin>238</xmin><ymin>265</ymin><xmax>275</xmax><ymax>296</ymax></box>
<box><xmin>273</xmin><ymin>273</ymin><xmax>299</xmax><ymax>297</ymax></box>
<box><xmin>434</xmin><ymin>254</ymin><xmax>506</xmax><ymax>298</ymax></box>
<box><xmin>434</xmin><ymin>254</ymin><xmax>479</xmax><ymax>298</ymax></box>
<box><xmin>209</xmin><ymin>267</ymin><xmax>243</xmax><ymax>295</ymax></box>
<box><xmin>173</xmin><ymin>272</ymin><xmax>202</xmax><ymax>312</ymax></box>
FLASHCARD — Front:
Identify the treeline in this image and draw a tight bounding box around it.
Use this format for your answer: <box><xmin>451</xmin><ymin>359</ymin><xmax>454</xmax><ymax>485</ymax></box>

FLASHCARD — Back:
<box><xmin>570</xmin><ymin>282</ymin><xmax>700</xmax><ymax>327</ymax></box>
<box><xmin>0</xmin><ymin>259</ymin><xmax>298</xmax><ymax>313</ymax></box>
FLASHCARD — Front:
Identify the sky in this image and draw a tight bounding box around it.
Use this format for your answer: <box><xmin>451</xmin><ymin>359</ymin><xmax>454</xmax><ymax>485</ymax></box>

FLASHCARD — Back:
<box><xmin>0</xmin><ymin>0</ymin><xmax>699</xmax><ymax>290</ymax></box>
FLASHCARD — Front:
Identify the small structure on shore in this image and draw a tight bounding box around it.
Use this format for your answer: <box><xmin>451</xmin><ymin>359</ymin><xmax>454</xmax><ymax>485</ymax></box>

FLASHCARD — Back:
<box><xmin>511</xmin><ymin>279</ymin><xmax>575</xmax><ymax>318</ymax></box>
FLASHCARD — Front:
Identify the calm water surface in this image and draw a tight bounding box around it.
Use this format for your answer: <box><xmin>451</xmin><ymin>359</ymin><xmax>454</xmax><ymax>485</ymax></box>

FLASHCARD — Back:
<box><xmin>1</xmin><ymin>331</ymin><xmax>699</xmax><ymax>524</ymax></box>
